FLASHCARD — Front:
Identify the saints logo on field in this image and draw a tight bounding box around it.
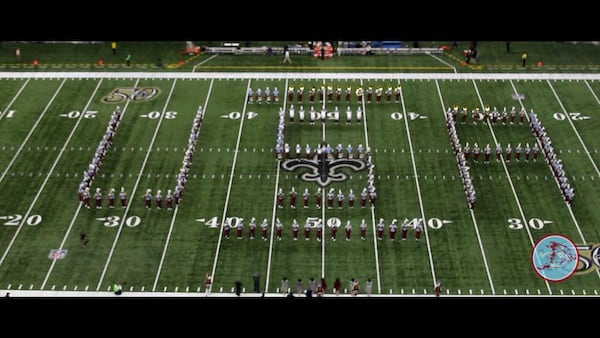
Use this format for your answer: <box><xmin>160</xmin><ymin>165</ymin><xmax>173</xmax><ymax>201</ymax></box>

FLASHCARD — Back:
<box><xmin>281</xmin><ymin>154</ymin><xmax>366</xmax><ymax>187</ymax></box>
<box><xmin>101</xmin><ymin>87</ymin><xmax>160</xmax><ymax>104</ymax></box>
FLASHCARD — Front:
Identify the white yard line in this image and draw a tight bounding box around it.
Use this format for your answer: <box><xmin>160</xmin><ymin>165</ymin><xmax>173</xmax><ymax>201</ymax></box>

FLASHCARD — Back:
<box><xmin>264</xmin><ymin>163</ymin><xmax>281</xmax><ymax>293</ymax></box>
<box><xmin>43</xmin><ymin>79</ymin><xmax>136</xmax><ymax>288</ymax></box>
<box><xmin>472</xmin><ymin>80</ymin><xmax>552</xmax><ymax>294</ymax></box>
<box><xmin>321</xmin><ymin>129</ymin><xmax>326</xmax><ymax>279</ymax></box>
<box><xmin>360</xmin><ymin>78</ymin><xmax>382</xmax><ymax>293</ymax></box>
<box><xmin>399</xmin><ymin>86</ymin><xmax>438</xmax><ymax>288</ymax></box>
<box><xmin>0</xmin><ymin>79</ymin><xmax>29</xmax><ymax>120</ymax></box>
<box><xmin>362</xmin><ymin>82</ymin><xmax>371</xmax><ymax>150</ymax></box>
<box><xmin>0</xmin><ymin>79</ymin><xmax>97</xmax><ymax>270</ymax></box>
<box><xmin>192</xmin><ymin>54</ymin><xmax>219</xmax><ymax>72</ymax></box>
<box><xmin>428</xmin><ymin>53</ymin><xmax>457</xmax><ymax>73</ymax></box>
<box><xmin>547</xmin><ymin>80</ymin><xmax>600</xmax><ymax>177</ymax></box>
<box><xmin>435</xmin><ymin>79</ymin><xmax>496</xmax><ymax>295</ymax></box>
<box><xmin>512</xmin><ymin>80</ymin><xmax>600</xmax><ymax>281</ymax></box>
<box><xmin>0</xmin><ymin>79</ymin><xmax>61</xmax><ymax>185</ymax></box>
<box><xmin>264</xmin><ymin>78</ymin><xmax>287</xmax><ymax>293</ymax></box>
<box><xmin>584</xmin><ymin>80</ymin><xmax>600</xmax><ymax>105</ymax></box>
<box><xmin>156</xmin><ymin>79</ymin><xmax>215</xmax><ymax>291</ymax></box>
<box><xmin>321</xmin><ymin>77</ymin><xmax>327</xmax><ymax>279</ymax></box>
<box><xmin>96</xmin><ymin>79</ymin><xmax>178</xmax><ymax>290</ymax></box>
<box><xmin>210</xmin><ymin>79</ymin><xmax>251</xmax><ymax>287</ymax></box>
<box><xmin>152</xmin><ymin>205</ymin><xmax>180</xmax><ymax>291</ymax></box>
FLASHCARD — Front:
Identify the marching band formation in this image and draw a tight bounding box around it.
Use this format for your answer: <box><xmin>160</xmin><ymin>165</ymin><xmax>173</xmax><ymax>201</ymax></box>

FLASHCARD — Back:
<box><xmin>249</xmin><ymin>83</ymin><xmax>402</xmax><ymax>105</ymax></box>
<box><xmin>446</xmin><ymin>104</ymin><xmax>574</xmax><ymax>209</ymax></box>
<box><xmin>77</xmin><ymin>105</ymin><xmax>205</xmax><ymax>210</ymax></box>
<box><xmin>77</xmin><ymin>94</ymin><xmax>573</xmax><ymax>235</ymax></box>
<box><xmin>222</xmin><ymin>216</ymin><xmax>425</xmax><ymax>243</ymax></box>
<box><xmin>78</xmin><ymin>106</ymin><xmax>123</xmax><ymax>209</ymax></box>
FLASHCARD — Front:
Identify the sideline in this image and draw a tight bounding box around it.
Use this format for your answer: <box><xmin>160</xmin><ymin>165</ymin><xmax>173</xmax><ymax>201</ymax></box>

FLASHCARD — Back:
<box><xmin>1</xmin><ymin>289</ymin><xmax>596</xmax><ymax>297</ymax></box>
<box><xmin>1</xmin><ymin>72</ymin><xmax>600</xmax><ymax>80</ymax></box>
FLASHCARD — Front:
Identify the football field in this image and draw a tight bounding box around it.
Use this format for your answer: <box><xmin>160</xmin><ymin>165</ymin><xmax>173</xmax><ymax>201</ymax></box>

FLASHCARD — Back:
<box><xmin>1</xmin><ymin>71</ymin><xmax>599</xmax><ymax>298</ymax></box>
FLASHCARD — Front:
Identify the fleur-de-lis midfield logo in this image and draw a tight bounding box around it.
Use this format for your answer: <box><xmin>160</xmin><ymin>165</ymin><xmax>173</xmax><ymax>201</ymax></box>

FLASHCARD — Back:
<box><xmin>281</xmin><ymin>154</ymin><xmax>366</xmax><ymax>187</ymax></box>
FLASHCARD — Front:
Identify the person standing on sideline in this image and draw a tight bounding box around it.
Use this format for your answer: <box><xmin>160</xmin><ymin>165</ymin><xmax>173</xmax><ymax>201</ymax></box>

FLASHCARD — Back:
<box><xmin>283</xmin><ymin>45</ymin><xmax>291</xmax><ymax>64</ymax></box>
<box><xmin>320</xmin><ymin>277</ymin><xmax>327</xmax><ymax>294</ymax></box>
<box><xmin>113</xmin><ymin>282</ymin><xmax>122</xmax><ymax>295</ymax></box>
<box><xmin>296</xmin><ymin>278</ymin><xmax>304</xmax><ymax>296</ymax></box>
<box><xmin>333</xmin><ymin>277</ymin><xmax>342</xmax><ymax>295</ymax></box>
<box><xmin>506</xmin><ymin>41</ymin><xmax>510</xmax><ymax>53</ymax></box>
<box><xmin>350</xmin><ymin>278</ymin><xmax>359</xmax><ymax>296</ymax></box>
<box><xmin>253</xmin><ymin>272</ymin><xmax>260</xmax><ymax>293</ymax></box>
<box><xmin>365</xmin><ymin>278</ymin><xmax>373</xmax><ymax>296</ymax></box>
<box><xmin>126</xmin><ymin>53</ymin><xmax>132</xmax><ymax>66</ymax></box>
<box><xmin>308</xmin><ymin>277</ymin><xmax>317</xmax><ymax>294</ymax></box>
<box><xmin>204</xmin><ymin>273</ymin><xmax>212</xmax><ymax>294</ymax></box>
<box><xmin>234</xmin><ymin>278</ymin><xmax>242</xmax><ymax>296</ymax></box>
<box><xmin>281</xmin><ymin>277</ymin><xmax>289</xmax><ymax>293</ymax></box>
<box><xmin>111</xmin><ymin>41</ymin><xmax>117</xmax><ymax>55</ymax></box>
<box><xmin>521</xmin><ymin>51</ymin><xmax>528</xmax><ymax>67</ymax></box>
<box><xmin>15</xmin><ymin>48</ymin><xmax>21</xmax><ymax>62</ymax></box>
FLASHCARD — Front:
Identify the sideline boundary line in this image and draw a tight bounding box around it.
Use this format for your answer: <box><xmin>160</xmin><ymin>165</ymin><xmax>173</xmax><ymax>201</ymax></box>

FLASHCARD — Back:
<box><xmin>1</xmin><ymin>72</ymin><xmax>600</xmax><ymax>80</ymax></box>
